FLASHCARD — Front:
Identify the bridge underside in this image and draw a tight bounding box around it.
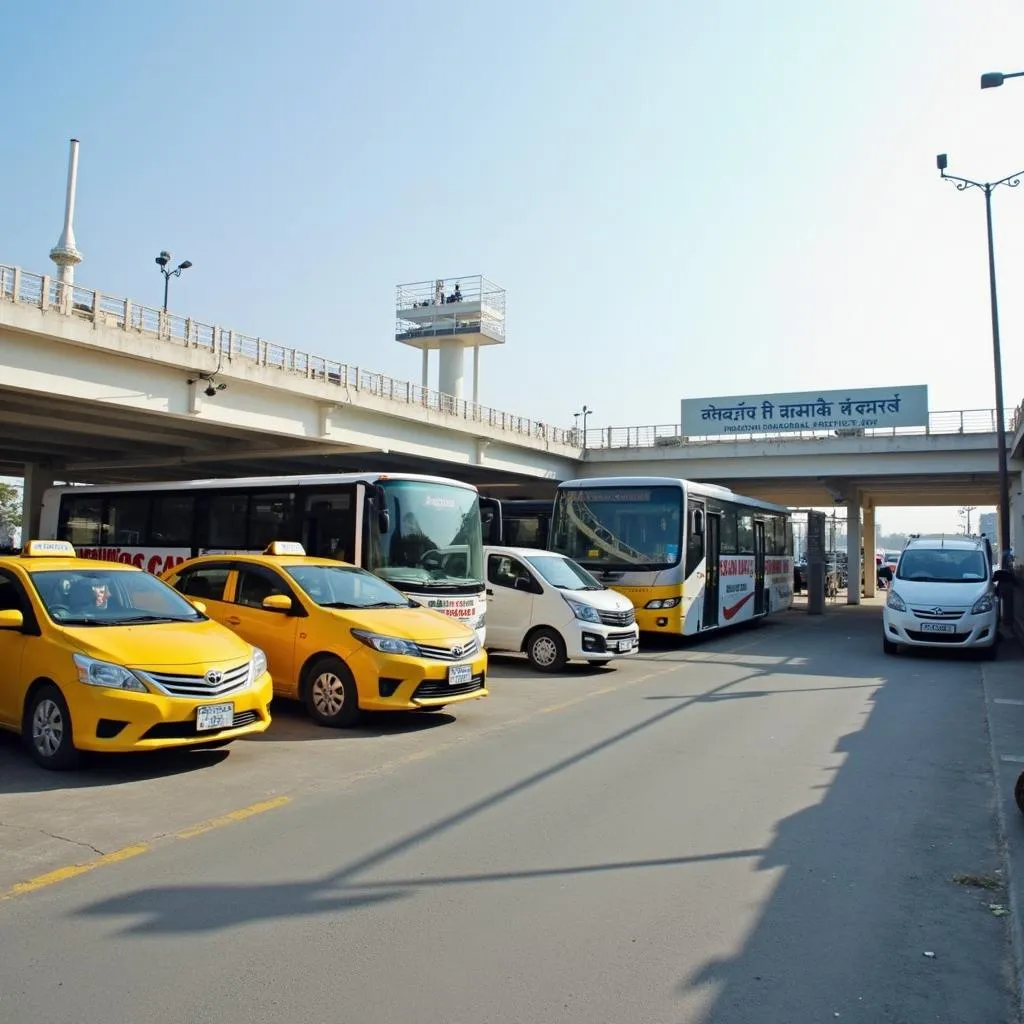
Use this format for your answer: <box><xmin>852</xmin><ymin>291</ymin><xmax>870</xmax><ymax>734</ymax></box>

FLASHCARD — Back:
<box><xmin>723</xmin><ymin>475</ymin><xmax>1001</xmax><ymax>508</ymax></box>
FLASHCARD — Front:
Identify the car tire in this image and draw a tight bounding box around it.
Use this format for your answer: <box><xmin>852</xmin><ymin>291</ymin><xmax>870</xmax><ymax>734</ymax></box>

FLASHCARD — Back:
<box><xmin>526</xmin><ymin>628</ymin><xmax>567</xmax><ymax>673</ymax></box>
<box><xmin>882</xmin><ymin>636</ymin><xmax>898</xmax><ymax>656</ymax></box>
<box><xmin>24</xmin><ymin>684</ymin><xmax>81</xmax><ymax>770</ymax></box>
<box><xmin>303</xmin><ymin>656</ymin><xmax>361</xmax><ymax>728</ymax></box>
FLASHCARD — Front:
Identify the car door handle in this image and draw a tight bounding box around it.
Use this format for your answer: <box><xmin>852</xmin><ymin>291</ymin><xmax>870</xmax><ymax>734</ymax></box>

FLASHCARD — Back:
<box><xmin>225</xmin><ymin>616</ymin><xmax>242</xmax><ymax>625</ymax></box>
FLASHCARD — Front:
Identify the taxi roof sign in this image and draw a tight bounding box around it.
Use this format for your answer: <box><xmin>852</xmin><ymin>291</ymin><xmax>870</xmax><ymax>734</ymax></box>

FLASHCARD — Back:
<box><xmin>23</xmin><ymin>540</ymin><xmax>76</xmax><ymax>558</ymax></box>
<box><xmin>264</xmin><ymin>541</ymin><xmax>306</xmax><ymax>556</ymax></box>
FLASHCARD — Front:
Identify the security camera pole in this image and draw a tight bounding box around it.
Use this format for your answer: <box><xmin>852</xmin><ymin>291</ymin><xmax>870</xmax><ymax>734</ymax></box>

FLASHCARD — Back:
<box><xmin>937</xmin><ymin>153</ymin><xmax>1022</xmax><ymax>624</ymax></box>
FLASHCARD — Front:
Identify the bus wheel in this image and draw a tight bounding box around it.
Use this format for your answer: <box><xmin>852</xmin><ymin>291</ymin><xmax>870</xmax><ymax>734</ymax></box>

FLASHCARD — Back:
<box><xmin>526</xmin><ymin>628</ymin><xmax>567</xmax><ymax>673</ymax></box>
<box><xmin>304</xmin><ymin>657</ymin><xmax>361</xmax><ymax>728</ymax></box>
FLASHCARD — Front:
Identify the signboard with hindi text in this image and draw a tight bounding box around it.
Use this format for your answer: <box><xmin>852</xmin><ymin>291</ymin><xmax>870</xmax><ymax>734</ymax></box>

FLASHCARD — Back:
<box><xmin>680</xmin><ymin>385</ymin><xmax>928</xmax><ymax>436</ymax></box>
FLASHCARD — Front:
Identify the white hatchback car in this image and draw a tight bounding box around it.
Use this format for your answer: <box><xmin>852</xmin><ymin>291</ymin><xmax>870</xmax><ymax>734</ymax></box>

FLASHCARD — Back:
<box><xmin>484</xmin><ymin>546</ymin><xmax>640</xmax><ymax>671</ymax></box>
<box><xmin>882</xmin><ymin>535</ymin><xmax>1001</xmax><ymax>657</ymax></box>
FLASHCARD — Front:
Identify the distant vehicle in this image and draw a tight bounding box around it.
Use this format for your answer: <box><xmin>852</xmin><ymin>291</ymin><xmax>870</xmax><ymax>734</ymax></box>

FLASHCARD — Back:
<box><xmin>882</xmin><ymin>534</ymin><xmax>1009</xmax><ymax>657</ymax></box>
<box><xmin>483</xmin><ymin>546</ymin><xmax>639</xmax><ymax>671</ymax></box>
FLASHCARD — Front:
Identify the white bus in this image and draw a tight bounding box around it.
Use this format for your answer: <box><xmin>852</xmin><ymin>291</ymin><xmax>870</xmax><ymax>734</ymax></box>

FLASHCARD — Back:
<box><xmin>549</xmin><ymin>476</ymin><xmax>794</xmax><ymax>636</ymax></box>
<box><xmin>38</xmin><ymin>472</ymin><xmax>488</xmax><ymax>641</ymax></box>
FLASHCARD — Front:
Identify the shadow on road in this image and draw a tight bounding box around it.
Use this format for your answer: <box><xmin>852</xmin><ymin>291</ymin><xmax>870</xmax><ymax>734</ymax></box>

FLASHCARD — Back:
<box><xmin>241</xmin><ymin>700</ymin><xmax>457</xmax><ymax>743</ymax></box>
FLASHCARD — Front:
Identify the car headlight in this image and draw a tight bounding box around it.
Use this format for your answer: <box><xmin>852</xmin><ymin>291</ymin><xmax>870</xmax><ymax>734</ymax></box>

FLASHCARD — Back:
<box><xmin>645</xmin><ymin>597</ymin><xmax>681</xmax><ymax>609</ymax></box>
<box><xmin>351</xmin><ymin>629</ymin><xmax>421</xmax><ymax>656</ymax></box>
<box><xmin>971</xmin><ymin>593</ymin><xmax>995</xmax><ymax>615</ymax></box>
<box><xmin>250</xmin><ymin>646</ymin><xmax>268</xmax><ymax>679</ymax></box>
<box><xmin>73</xmin><ymin>653</ymin><xmax>148</xmax><ymax>692</ymax></box>
<box><xmin>886</xmin><ymin>590</ymin><xmax>906</xmax><ymax>612</ymax></box>
<box><xmin>564</xmin><ymin>598</ymin><xmax>602</xmax><ymax>623</ymax></box>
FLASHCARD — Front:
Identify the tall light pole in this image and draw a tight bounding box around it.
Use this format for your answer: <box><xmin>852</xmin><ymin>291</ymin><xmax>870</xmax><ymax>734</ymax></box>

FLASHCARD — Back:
<box><xmin>155</xmin><ymin>250</ymin><xmax>192</xmax><ymax>311</ymax></box>
<box><xmin>981</xmin><ymin>70</ymin><xmax>1024</xmax><ymax>89</ymax></box>
<box><xmin>937</xmin><ymin>153</ymin><xmax>1020</xmax><ymax>622</ymax></box>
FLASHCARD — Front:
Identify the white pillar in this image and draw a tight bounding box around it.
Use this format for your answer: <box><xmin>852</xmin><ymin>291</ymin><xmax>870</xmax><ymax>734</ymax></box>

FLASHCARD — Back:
<box><xmin>846</xmin><ymin>490</ymin><xmax>862</xmax><ymax>606</ymax></box>
<box><xmin>472</xmin><ymin>345</ymin><xmax>480</xmax><ymax>405</ymax></box>
<box><xmin>421</xmin><ymin>348</ymin><xmax>429</xmax><ymax>389</ymax></box>
<box><xmin>438</xmin><ymin>343</ymin><xmax>464</xmax><ymax>401</ymax></box>
<box><xmin>863</xmin><ymin>503</ymin><xmax>876</xmax><ymax>598</ymax></box>
<box><xmin>21</xmin><ymin>463</ymin><xmax>55</xmax><ymax>542</ymax></box>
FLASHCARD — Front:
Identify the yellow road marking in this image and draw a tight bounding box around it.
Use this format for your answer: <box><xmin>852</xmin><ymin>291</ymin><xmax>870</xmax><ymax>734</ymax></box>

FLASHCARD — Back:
<box><xmin>0</xmin><ymin>626</ymin><xmax>776</xmax><ymax>903</ymax></box>
<box><xmin>0</xmin><ymin>796</ymin><xmax>291</xmax><ymax>902</ymax></box>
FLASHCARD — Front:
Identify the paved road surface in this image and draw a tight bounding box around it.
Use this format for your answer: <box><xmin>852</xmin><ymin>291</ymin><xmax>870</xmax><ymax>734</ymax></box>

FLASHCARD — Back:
<box><xmin>0</xmin><ymin>605</ymin><xmax>1014</xmax><ymax>1023</ymax></box>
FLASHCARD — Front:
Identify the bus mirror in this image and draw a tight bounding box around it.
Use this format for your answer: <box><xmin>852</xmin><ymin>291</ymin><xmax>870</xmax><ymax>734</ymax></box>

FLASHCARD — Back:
<box><xmin>691</xmin><ymin>509</ymin><xmax>704</xmax><ymax>537</ymax></box>
<box><xmin>372</xmin><ymin>484</ymin><xmax>391</xmax><ymax>534</ymax></box>
<box><xmin>378</xmin><ymin>508</ymin><xmax>391</xmax><ymax>534</ymax></box>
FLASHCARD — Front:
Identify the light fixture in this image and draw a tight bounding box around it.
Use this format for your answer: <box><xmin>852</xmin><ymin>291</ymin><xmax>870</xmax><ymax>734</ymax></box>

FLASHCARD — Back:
<box><xmin>187</xmin><ymin>371</ymin><xmax>227</xmax><ymax>397</ymax></box>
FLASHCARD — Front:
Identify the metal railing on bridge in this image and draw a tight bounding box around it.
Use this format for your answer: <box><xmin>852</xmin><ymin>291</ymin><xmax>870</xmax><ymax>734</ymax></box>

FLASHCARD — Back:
<box><xmin>585</xmin><ymin>409</ymin><xmax>1012</xmax><ymax>450</ymax></box>
<box><xmin>0</xmin><ymin>264</ymin><xmax>573</xmax><ymax>449</ymax></box>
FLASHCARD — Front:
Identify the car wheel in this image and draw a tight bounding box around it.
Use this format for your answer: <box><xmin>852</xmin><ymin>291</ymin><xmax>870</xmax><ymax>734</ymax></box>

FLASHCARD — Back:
<box><xmin>303</xmin><ymin>656</ymin><xmax>361</xmax><ymax>727</ymax></box>
<box><xmin>882</xmin><ymin>636</ymin><xmax>898</xmax><ymax>656</ymax></box>
<box><xmin>526</xmin><ymin>628</ymin><xmax>567</xmax><ymax>673</ymax></box>
<box><xmin>24</xmin><ymin>684</ymin><xmax>81</xmax><ymax>770</ymax></box>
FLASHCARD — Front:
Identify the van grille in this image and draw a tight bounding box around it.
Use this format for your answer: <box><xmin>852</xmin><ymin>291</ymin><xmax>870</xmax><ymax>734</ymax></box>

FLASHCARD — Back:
<box><xmin>141</xmin><ymin>662</ymin><xmax>251</xmax><ymax>698</ymax></box>
<box><xmin>911</xmin><ymin>607</ymin><xmax>965</xmax><ymax>621</ymax></box>
<box><xmin>599</xmin><ymin>608</ymin><xmax>635</xmax><ymax>627</ymax></box>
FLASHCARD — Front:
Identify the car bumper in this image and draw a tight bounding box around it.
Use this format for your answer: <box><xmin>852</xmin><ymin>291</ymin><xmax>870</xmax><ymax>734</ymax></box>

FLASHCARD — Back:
<box><xmin>350</xmin><ymin>649</ymin><xmax>490</xmax><ymax>711</ymax></box>
<box><xmin>70</xmin><ymin>671</ymin><xmax>274</xmax><ymax>752</ymax></box>
<box><xmin>882</xmin><ymin>610</ymin><xmax>998</xmax><ymax>649</ymax></box>
<box><xmin>565</xmin><ymin>621</ymin><xmax>640</xmax><ymax>660</ymax></box>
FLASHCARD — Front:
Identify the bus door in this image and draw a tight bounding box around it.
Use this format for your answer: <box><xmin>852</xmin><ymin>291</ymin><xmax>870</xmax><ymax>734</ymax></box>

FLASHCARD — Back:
<box><xmin>301</xmin><ymin>489</ymin><xmax>356</xmax><ymax>562</ymax></box>
<box><xmin>754</xmin><ymin>519</ymin><xmax>767</xmax><ymax>615</ymax></box>
<box><xmin>703</xmin><ymin>513</ymin><xmax>721</xmax><ymax>628</ymax></box>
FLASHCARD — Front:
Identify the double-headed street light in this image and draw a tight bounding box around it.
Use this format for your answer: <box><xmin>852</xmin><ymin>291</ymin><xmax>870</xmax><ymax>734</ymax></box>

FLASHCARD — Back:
<box><xmin>936</xmin><ymin>153</ymin><xmax>1021</xmax><ymax>620</ymax></box>
<box><xmin>155</xmin><ymin>250</ymin><xmax>192</xmax><ymax>311</ymax></box>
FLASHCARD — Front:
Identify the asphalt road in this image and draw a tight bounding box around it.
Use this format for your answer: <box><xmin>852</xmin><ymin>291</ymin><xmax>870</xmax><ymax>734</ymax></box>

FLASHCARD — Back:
<box><xmin>0</xmin><ymin>604</ymin><xmax>1014</xmax><ymax>1024</ymax></box>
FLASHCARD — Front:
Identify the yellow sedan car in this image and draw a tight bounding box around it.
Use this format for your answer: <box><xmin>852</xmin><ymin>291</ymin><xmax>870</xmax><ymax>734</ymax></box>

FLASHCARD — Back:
<box><xmin>162</xmin><ymin>543</ymin><xmax>488</xmax><ymax>727</ymax></box>
<box><xmin>0</xmin><ymin>541</ymin><xmax>273</xmax><ymax>769</ymax></box>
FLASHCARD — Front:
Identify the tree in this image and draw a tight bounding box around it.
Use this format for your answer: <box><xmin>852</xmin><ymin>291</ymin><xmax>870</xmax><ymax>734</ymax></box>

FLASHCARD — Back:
<box><xmin>0</xmin><ymin>483</ymin><xmax>22</xmax><ymax>542</ymax></box>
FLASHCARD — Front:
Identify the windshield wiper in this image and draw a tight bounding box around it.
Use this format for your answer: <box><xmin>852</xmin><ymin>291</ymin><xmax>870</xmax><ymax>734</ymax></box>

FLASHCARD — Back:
<box><xmin>359</xmin><ymin>601</ymin><xmax>408</xmax><ymax>609</ymax></box>
<box><xmin>321</xmin><ymin>601</ymin><xmax>361</xmax><ymax>609</ymax></box>
<box><xmin>116</xmin><ymin>615</ymin><xmax>197</xmax><ymax>624</ymax></box>
<box><xmin>54</xmin><ymin>617</ymin><xmax>105</xmax><ymax>627</ymax></box>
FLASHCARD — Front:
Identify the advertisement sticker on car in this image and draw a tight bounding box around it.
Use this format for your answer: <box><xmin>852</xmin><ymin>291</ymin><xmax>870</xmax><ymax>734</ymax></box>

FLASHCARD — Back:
<box><xmin>197</xmin><ymin>703</ymin><xmax>234</xmax><ymax>731</ymax></box>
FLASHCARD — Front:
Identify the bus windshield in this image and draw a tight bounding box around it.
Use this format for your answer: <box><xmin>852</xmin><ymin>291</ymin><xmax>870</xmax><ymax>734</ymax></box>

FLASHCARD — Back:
<box><xmin>551</xmin><ymin>486</ymin><xmax>683</xmax><ymax>569</ymax></box>
<box><xmin>367</xmin><ymin>480</ymin><xmax>484</xmax><ymax>590</ymax></box>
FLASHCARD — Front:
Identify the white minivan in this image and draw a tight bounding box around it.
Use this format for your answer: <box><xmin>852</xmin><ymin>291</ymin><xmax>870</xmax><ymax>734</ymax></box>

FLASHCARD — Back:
<box><xmin>484</xmin><ymin>546</ymin><xmax>640</xmax><ymax>671</ymax></box>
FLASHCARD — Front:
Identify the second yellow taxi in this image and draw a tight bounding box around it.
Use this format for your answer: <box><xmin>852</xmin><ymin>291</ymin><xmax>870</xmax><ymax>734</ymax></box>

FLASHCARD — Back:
<box><xmin>162</xmin><ymin>543</ymin><xmax>488</xmax><ymax>727</ymax></box>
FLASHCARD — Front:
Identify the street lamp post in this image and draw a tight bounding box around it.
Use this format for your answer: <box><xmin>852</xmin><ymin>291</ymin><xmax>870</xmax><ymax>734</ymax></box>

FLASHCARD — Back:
<box><xmin>937</xmin><ymin>153</ymin><xmax>1020</xmax><ymax>623</ymax></box>
<box><xmin>981</xmin><ymin>70</ymin><xmax>1024</xmax><ymax>89</ymax></box>
<box><xmin>155</xmin><ymin>250</ymin><xmax>192</xmax><ymax>311</ymax></box>
<box><xmin>574</xmin><ymin>404</ymin><xmax>593</xmax><ymax>448</ymax></box>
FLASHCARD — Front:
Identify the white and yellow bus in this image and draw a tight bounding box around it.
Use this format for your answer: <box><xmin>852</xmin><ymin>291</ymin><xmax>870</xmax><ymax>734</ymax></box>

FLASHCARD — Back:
<box><xmin>549</xmin><ymin>476</ymin><xmax>794</xmax><ymax>635</ymax></box>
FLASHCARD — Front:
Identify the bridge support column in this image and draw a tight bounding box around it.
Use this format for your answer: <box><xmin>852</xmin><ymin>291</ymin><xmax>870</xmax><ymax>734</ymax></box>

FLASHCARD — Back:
<box><xmin>1011</xmin><ymin>470</ymin><xmax>1024</xmax><ymax>562</ymax></box>
<box><xmin>421</xmin><ymin>349</ymin><xmax>429</xmax><ymax>388</ymax></box>
<box><xmin>846</xmin><ymin>491</ymin><xmax>862</xmax><ymax>606</ymax></box>
<box><xmin>863</xmin><ymin>503</ymin><xmax>876</xmax><ymax>598</ymax></box>
<box><xmin>21</xmin><ymin>463</ymin><xmax>54</xmax><ymax>542</ymax></box>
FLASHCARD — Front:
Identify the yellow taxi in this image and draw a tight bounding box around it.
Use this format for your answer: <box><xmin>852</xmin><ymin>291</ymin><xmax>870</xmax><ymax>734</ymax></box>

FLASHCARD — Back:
<box><xmin>161</xmin><ymin>543</ymin><xmax>488</xmax><ymax>727</ymax></box>
<box><xmin>0</xmin><ymin>541</ymin><xmax>273</xmax><ymax>770</ymax></box>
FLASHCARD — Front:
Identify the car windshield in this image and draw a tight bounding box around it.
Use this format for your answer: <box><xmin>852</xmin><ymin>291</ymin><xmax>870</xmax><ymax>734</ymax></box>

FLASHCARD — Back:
<box><xmin>897</xmin><ymin>548</ymin><xmax>988</xmax><ymax>583</ymax></box>
<box><xmin>524</xmin><ymin>554</ymin><xmax>603</xmax><ymax>591</ymax></box>
<box><xmin>366</xmin><ymin>480</ymin><xmax>484</xmax><ymax>590</ymax></box>
<box><xmin>30</xmin><ymin>568</ymin><xmax>204</xmax><ymax>626</ymax></box>
<box><xmin>284</xmin><ymin>564</ymin><xmax>412</xmax><ymax>609</ymax></box>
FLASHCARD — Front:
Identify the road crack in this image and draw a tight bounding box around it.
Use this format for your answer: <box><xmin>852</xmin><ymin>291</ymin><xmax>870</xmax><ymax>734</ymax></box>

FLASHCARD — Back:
<box><xmin>0</xmin><ymin>821</ymin><xmax>105</xmax><ymax>856</ymax></box>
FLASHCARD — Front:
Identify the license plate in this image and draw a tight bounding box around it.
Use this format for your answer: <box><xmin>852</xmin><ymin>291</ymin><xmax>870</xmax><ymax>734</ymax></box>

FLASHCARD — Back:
<box><xmin>920</xmin><ymin>622</ymin><xmax>956</xmax><ymax>634</ymax></box>
<box><xmin>196</xmin><ymin>702</ymin><xmax>234</xmax><ymax>731</ymax></box>
<box><xmin>618</xmin><ymin>640</ymin><xmax>635</xmax><ymax>652</ymax></box>
<box><xmin>448</xmin><ymin>664</ymin><xmax>473</xmax><ymax>686</ymax></box>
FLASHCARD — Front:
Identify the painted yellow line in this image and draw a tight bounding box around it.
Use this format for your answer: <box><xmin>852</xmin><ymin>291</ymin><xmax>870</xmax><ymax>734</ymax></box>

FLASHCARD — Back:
<box><xmin>175</xmin><ymin>795</ymin><xmax>291</xmax><ymax>839</ymax></box>
<box><xmin>0</xmin><ymin>796</ymin><xmax>292</xmax><ymax>902</ymax></box>
<box><xmin>1</xmin><ymin>843</ymin><xmax>150</xmax><ymax>900</ymax></box>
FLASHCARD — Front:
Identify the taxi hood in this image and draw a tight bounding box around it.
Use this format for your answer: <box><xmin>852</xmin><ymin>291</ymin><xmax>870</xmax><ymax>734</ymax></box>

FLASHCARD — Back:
<box><xmin>61</xmin><ymin>618</ymin><xmax>253</xmax><ymax>670</ymax></box>
<box><xmin>326</xmin><ymin>604</ymin><xmax>475</xmax><ymax>643</ymax></box>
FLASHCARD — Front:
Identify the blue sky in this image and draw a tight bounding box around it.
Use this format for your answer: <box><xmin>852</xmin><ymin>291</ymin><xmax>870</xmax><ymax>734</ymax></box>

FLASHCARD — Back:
<box><xmin>3</xmin><ymin>0</ymin><xmax>1022</xmax><ymax>532</ymax></box>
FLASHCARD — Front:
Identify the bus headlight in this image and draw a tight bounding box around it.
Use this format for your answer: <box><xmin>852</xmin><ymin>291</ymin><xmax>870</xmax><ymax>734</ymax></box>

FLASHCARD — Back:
<box><xmin>645</xmin><ymin>597</ymin><xmax>680</xmax><ymax>609</ymax></box>
<box><xmin>563</xmin><ymin>598</ymin><xmax>601</xmax><ymax>623</ymax></box>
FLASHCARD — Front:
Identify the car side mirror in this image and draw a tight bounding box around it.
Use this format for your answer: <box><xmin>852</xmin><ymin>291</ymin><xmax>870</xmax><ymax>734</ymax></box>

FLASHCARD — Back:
<box><xmin>0</xmin><ymin>609</ymin><xmax>23</xmax><ymax>631</ymax></box>
<box><xmin>263</xmin><ymin>594</ymin><xmax>293</xmax><ymax>612</ymax></box>
<box><xmin>190</xmin><ymin>600</ymin><xmax>207</xmax><ymax>615</ymax></box>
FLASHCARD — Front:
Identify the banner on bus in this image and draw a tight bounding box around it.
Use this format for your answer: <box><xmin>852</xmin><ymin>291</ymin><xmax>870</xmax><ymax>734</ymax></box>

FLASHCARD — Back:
<box><xmin>680</xmin><ymin>385</ymin><xmax>928</xmax><ymax>436</ymax></box>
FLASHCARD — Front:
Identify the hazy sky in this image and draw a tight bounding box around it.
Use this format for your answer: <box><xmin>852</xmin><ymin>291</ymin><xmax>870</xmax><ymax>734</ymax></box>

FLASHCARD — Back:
<box><xmin>2</xmin><ymin>0</ymin><xmax>1020</xmax><ymax>533</ymax></box>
